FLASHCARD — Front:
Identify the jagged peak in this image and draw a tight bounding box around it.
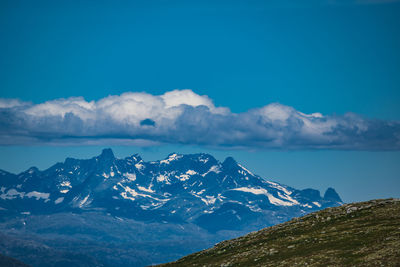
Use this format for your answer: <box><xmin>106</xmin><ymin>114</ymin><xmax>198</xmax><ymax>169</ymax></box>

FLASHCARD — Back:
<box><xmin>222</xmin><ymin>157</ymin><xmax>239</xmax><ymax>170</ymax></box>
<box><xmin>64</xmin><ymin>157</ymin><xmax>78</xmax><ymax>165</ymax></box>
<box><xmin>299</xmin><ymin>188</ymin><xmax>321</xmax><ymax>200</ymax></box>
<box><xmin>158</xmin><ymin>153</ymin><xmax>184</xmax><ymax>165</ymax></box>
<box><xmin>99</xmin><ymin>148</ymin><xmax>115</xmax><ymax>160</ymax></box>
<box><xmin>223</xmin><ymin>156</ymin><xmax>236</xmax><ymax>164</ymax></box>
<box><xmin>127</xmin><ymin>153</ymin><xmax>142</xmax><ymax>162</ymax></box>
<box><xmin>196</xmin><ymin>153</ymin><xmax>216</xmax><ymax>159</ymax></box>
<box><xmin>166</xmin><ymin>152</ymin><xmax>182</xmax><ymax>158</ymax></box>
<box><xmin>22</xmin><ymin>166</ymin><xmax>39</xmax><ymax>175</ymax></box>
<box><xmin>177</xmin><ymin>153</ymin><xmax>217</xmax><ymax>161</ymax></box>
<box><xmin>324</xmin><ymin>187</ymin><xmax>342</xmax><ymax>203</ymax></box>
<box><xmin>195</xmin><ymin>153</ymin><xmax>218</xmax><ymax>165</ymax></box>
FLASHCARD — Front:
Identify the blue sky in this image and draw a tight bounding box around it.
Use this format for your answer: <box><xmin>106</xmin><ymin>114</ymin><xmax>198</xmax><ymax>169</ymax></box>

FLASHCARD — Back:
<box><xmin>0</xmin><ymin>0</ymin><xmax>399</xmax><ymax>202</ymax></box>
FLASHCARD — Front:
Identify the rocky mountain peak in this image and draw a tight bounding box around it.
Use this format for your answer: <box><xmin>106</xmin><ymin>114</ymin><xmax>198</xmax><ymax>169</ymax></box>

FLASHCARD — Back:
<box><xmin>324</xmin><ymin>187</ymin><xmax>342</xmax><ymax>203</ymax></box>
<box><xmin>99</xmin><ymin>148</ymin><xmax>115</xmax><ymax>160</ymax></box>
<box><xmin>128</xmin><ymin>153</ymin><xmax>142</xmax><ymax>162</ymax></box>
<box><xmin>222</xmin><ymin>156</ymin><xmax>238</xmax><ymax>171</ymax></box>
<box><xmin>0</xmin><ymin>150</ymin><xmax>343</xmax><ymax>233</ymax></box>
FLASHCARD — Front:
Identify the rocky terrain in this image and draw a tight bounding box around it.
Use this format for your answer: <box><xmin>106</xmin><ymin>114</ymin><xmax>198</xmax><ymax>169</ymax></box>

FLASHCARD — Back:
<box><xmin>160</xmin><ymin>198</ymin><xmax>400</xmax><ymax>267</ymax></box>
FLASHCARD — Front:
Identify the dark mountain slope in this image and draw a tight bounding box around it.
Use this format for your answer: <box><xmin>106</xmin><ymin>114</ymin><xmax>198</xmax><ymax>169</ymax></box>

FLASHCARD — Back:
<box><xmin>160</xmin><ymin>198</ymin><xmax>400</xmax><ymax>267</ymax></box>
<box><xmin>0</xmin><ymin>253</ymin><xmax>30</xmax><ymax>267</ymax></box>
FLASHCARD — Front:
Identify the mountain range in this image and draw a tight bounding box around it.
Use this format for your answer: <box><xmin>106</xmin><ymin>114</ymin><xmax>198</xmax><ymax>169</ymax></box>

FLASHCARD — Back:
<box><xmin>0</xmin><ymin>149</ymin><xmax>342</xmax><ymax>266</ymax></box>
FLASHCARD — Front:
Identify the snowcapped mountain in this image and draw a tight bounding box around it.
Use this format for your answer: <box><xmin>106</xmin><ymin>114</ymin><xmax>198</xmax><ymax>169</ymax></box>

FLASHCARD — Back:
<box><xmin>0</xmin><ymin>149</ymin><xmax>343</xmax><ymax>266</ymax></box>
<box><xmin>0</xmin><ymin>148</ymin><xmax>342</xmax><ymax>231</ymax></box>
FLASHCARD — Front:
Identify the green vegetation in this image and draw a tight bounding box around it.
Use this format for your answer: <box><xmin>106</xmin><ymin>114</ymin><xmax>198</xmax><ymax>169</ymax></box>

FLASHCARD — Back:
<box><xmin>159</xmin><ymin>199</ymin><xmax>400</xmax><ymax>267</ymax></box>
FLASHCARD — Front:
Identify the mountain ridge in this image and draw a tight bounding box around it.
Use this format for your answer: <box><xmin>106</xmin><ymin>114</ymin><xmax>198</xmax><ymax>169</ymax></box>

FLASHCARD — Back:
<box><xmin>0</xmin><ymin>149</ymin><xmax>342</xmax><ymax>231</ymax></box>
<box><xmin>0</xmin><ymin>149</ymin><xmax>343</xmax><ymax>266</ymax></box>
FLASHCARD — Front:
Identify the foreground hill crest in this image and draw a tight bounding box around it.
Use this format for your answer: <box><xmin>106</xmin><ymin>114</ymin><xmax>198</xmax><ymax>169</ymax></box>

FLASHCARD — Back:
<box><xmin>160</xmin><ymin>198</ymin><xmax>400</xmax><ymax>267</ymax></box>
<box><xmin>0</xmin><ymin>148</ymin><xmax>342</xmax><ymax>231</ymax></box>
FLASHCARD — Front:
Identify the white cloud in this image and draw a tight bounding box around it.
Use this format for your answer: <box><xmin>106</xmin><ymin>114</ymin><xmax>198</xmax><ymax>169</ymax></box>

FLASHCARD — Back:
<box><xmin>24</xmin><ymin>97</ymin><xmax>96</xmax><ymax>120</ymax></box>
<box><xmin>0</xmin><ymin>89</ymin><xmax>399</xmax><ymax>150</ymax></box>
<box><xmin>0</xmin><ymin>98</ymin><xmax>29</xmax><ymax>109</ymax></box>
<box><xmin>161</xmin><ymin>89</ymin><xmax>212</xmax><ymax>109</ymax></box>
<box><xmin>259</xmin><ymin>103</ymin><xmax>293</xmax><ymax>122</ymax></box>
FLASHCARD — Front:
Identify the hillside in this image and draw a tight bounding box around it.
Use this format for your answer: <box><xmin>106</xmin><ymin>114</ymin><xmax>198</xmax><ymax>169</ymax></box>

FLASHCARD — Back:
<box><xmin>159</xmin><ymin>198</ymin><xmax>400</xmax><ymax>267</ymax></box>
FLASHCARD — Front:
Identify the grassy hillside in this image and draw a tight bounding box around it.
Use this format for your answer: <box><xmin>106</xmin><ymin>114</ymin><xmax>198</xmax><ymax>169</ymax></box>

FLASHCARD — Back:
<box><xmin>159</xmin><ymin>198</ymin><xmax>400</xmax><ymax>267</ymax></box>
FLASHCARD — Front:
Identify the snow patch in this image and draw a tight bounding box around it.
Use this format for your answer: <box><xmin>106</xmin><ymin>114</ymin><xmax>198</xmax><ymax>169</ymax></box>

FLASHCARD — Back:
<box><xmin>277</xmin><ymin>192</ymin><xmax>299</xmax><ymax>205</ymax></box>
<box><xmin>238</xmin><ymin>164</ymin><xmax>254</xmax><ymax>176</ymax></box>
<box><xmin>202</xmin><ymin>165</ymin><xmax>221</xmax><ymax>177</ymax></box>
<box><xmin>26</xmin><ymin>191</ymin><xmax>50</xmax><ymax>200</ymax></box>
<box><xmin>186</xmin><ymin>170</ymin><xmax>197</xmax><ymax>175</ymax></box>
<box><xmin>313</xmin><ymin>201</ymin><xmax>321</xmax><ymax>207</ymax></box>
<box><xmin>247</xmin><ymin>204</ymin><xmax>262</xmax><ymax>212</ymax></box>
<box><xmin>0</xmin><ymin>189</ymin><xmax>25</xmax><ymax>200</ymax></box>
<box><xmin>79</xmin><ymin>194</ymin><xmax>91</xmax><ymax>208</ymax></box>
<box><xmin>197</xmin><ymin>189</ymin><xmax>206</xmax><ymax>195</ymax></box>
<box><xmin>157</xmin><ymin>174</ymin><xmax>170</xmax><ymax>184</ymax></box>
<box><xmin>199</xmin><ymin>157</ymin><xmax>209</xmax><ymax>164</ymax></box>
<box><xmin>160</xmin><ymin>153</ymin><xmax>183</xmax><ymax>164</ymax></box>
<box><xmin>232</xmin><ymin>187</ymin><xmax>268</xmax><ymax>195</ymax></box>
<box><xmin>267</xmin><ymin>181</ymin><xmax>292</xmax><ymax>196</ymax></box>
<box><xmin>135</xmin><ymin>163</ymin><xmax>145</xmax><ymax>170</ymax></box>
<box><xmin>138</xmin><ymin>185</ymin><xmax>154</xmax><ymax>193</ymax></box>
<box><xmin>191</xmin><ymin>193</ymin><xmax>217</xmax><ymax>206</ymax></box>
<box><xmin>177</xmin><ymin>174</ymin><xmax>190</xmax><ymax>181</ymax></box>
<box><xmin>123</xmin><ymin>172</ymin><xmax>136</xmax><ymax>181</ymax></box>
<box><xmin>231</xmin><ymin>187</ymin><xmax>296</xmax><ymax>206</ymax></box>
<box><xmin>61</xmin><ymin>181</ymin><xmax>72</xmax><ymax>188</ymax></box>
<box><xmin>55</xmin><ymin>197</ymin><xmax>64</xmax><ymax>204</ymax></box>
<box><xmin>204</xmin><ymin>195</ymin><xmax>216</xmax><ymax>205</ymax></box>
<box><xmin>117</xmin><ymin>183</ymin><xmax>169</xmax><ymax>203</ymax></box>
<box><xmin>118</xmin><ymin>184</ymin><xmax>140</xmax><ymax>201</ymax></box>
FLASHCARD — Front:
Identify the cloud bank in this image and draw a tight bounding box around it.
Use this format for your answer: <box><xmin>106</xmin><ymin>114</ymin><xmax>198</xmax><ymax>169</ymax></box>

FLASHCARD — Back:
<box><xmin>0</xmin><ymin>90</ymin><xmax>399</xmax><ymax>150</ymax></box>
